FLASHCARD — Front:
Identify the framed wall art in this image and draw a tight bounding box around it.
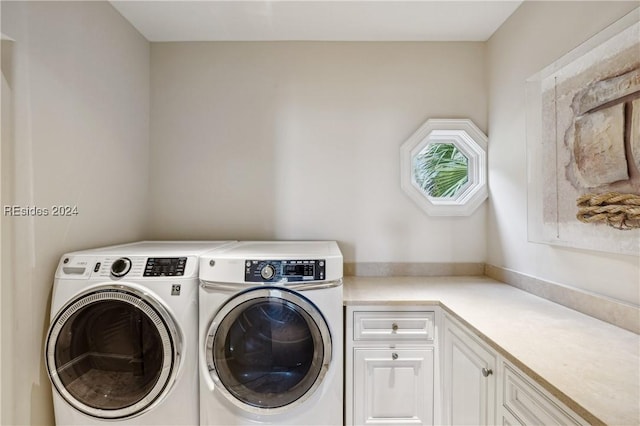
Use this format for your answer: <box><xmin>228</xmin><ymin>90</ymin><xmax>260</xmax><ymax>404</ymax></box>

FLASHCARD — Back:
<box><xmin>526</xmin><ymin>8</ymin><xmax>640</xmax><ymax>255</ymax></box>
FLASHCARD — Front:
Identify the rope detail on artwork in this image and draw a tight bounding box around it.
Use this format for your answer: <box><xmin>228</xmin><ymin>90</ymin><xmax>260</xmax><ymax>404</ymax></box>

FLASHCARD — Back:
<box><xmin>576</xmin><ymin>192</ymin><xmax>640</xmax><ymax>230</ymax></box>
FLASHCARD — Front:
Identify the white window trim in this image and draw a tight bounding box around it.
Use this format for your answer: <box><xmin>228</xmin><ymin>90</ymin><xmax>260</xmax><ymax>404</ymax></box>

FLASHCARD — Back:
<box><xmin>400</xmin><ymin>118</ymin><xmax>488</xmax><ymax>216</ymax></box>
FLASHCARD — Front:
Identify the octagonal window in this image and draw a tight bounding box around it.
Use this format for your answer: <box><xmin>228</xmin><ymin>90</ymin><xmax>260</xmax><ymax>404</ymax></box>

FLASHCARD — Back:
<box><xmin>400</xmin><ymin>119</ymin><xmax>488</xmax><ymax>216</ymax></box>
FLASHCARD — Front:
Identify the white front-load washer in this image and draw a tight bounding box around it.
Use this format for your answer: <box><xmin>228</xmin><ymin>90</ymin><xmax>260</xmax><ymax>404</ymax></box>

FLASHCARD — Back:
<box><xmin>45</xmin><ymin>241</ymin><xmax>234</xmax><ymax>426</ymax></box>
<box><xmin>198</xmin><ymin>241</ymin><xmax>343</xmax><ymax>425</ymax></box>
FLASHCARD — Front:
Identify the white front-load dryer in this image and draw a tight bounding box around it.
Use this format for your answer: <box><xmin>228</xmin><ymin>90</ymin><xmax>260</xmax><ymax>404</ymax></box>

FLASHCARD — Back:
<box><xmin>198</xmin><ymin>241</ymin><xmax>343</xmax><ymax>425</ymax></box>
<box><xmin>45</xmin><ymin>241</ymin><xmax>234</xmax><ymax>426</ymax></box>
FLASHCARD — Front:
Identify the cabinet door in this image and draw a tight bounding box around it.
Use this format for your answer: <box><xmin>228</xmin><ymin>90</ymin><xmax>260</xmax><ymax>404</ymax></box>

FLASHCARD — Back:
<box><xmin>442</xmin><ymin>316</ymin><xmax>496</xmax><ymax>425</ymax></box>
<box><xmin>502</xmin><ymin>362</ymin><xmax>586</xmax><ymax>426</ymax></box>
<box><xmin>353</xmin><ymin>348</ymin><xmax>434</xmax><ymax>425</ymax></box>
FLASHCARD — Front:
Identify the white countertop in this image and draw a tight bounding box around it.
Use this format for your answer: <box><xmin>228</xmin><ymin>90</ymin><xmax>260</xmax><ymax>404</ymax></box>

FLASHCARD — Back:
<box><xmin>343</xmin><ymin>276</ymin><xmax>640</xmax><ymax>426</ymax></box>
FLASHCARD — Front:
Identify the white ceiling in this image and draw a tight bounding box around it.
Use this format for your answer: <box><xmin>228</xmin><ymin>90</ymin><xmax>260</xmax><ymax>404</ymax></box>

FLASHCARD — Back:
<box><xmin>110</xmin><ymin>1</ymin><xmax>523</xmax><ymax>42</ymax></box>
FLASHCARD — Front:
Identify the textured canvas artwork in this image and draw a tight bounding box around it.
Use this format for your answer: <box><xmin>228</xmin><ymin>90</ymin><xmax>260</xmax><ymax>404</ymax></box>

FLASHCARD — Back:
<box><xmin>532</xmin><ymin>16</ymin><xmax>640</xmax><ymax>254</ymax></box>
<box><xmin>557</xmin><ymin>66</ymin><xmax>639</xmax><ymax>191</ymax></box>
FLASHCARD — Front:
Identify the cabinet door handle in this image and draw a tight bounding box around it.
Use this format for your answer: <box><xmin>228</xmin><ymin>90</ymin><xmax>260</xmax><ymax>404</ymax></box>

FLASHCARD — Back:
<box><xmin>392</xmin><ymin>352</ymin><xmax>399</xmax><ymax>360</ymax></box>
<box><xmin>392</xmin><ymin>323</ymin><xmax>399</xmax><ymax>332</ymax></box>
<box><xmin>482</xmin><ymin>367</ymin><xmax>493</xmax><ymax>377</ymax></box>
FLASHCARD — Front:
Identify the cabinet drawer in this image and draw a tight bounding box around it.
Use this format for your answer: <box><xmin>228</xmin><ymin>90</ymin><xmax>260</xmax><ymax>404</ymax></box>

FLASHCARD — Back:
<box><xmin>503</xmin><ymin>364</ymin><xmax>583</xmax><ymax>426</ymax></box>
<box><xmin>353</xmin><ymin>311</ymin><xmax>435</xmax><ymax>341</ymax></box>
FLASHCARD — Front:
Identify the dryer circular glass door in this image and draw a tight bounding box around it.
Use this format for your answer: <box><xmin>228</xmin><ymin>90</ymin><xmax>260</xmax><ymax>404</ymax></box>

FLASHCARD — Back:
<box><xmin>206</xmin><ymin>287</ymin><xmax>331</xmax><ymax>413</ymax></box>
<box><xmin>45</xmin><ymin>285</ymin><xmax>182</xmax><ymax>419</ymax></box>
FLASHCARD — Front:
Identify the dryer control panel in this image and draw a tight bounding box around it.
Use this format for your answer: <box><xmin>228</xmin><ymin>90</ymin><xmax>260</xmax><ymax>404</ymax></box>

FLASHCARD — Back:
<box><xmin>245</xmin><ymin>259</ymin><xmax>325</xmax><ymax>282</ymax></box>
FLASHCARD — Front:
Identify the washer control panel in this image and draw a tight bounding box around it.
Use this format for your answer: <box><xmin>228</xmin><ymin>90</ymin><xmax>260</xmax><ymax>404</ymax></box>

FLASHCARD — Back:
<box><xmin>144</xmin><ymin>257</ymin><xmax>187</xmax><ymax>277</ymax></box>
<box><xmin>245</xmin><ymin>259</ymin><xmax>325</xmax><ymax>282</ymax></box>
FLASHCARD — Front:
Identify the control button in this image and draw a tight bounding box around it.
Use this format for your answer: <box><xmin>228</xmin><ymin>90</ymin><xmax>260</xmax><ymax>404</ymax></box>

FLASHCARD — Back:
<box><xmin>111</xmin><ymin>258</ymin><xmax>132</xmax><ymax>277</ymax></box>
<box><xmin>260</xmin><ymin>264</ymin><xmax>276</xmax><ymax>280</ymax></box>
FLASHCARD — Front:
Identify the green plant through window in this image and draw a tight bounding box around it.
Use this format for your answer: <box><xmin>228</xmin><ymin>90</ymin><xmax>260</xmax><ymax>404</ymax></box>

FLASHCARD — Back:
<box><xmin>414</xmin><ymin>143</ymin><xmax>469</xmax><ymax>198</ymax></box>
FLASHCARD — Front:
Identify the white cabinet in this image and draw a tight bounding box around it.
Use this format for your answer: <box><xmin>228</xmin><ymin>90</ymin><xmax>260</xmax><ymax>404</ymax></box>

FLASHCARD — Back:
<box><xmin>347</xmin><ymin>306</ymin><xmax>588</xmax><ymax>426</ymax></box>
<box><xmin>442</xmin><ymin>313</ymin><xmax>497</xmax><ymax>426</ymax></box>
<box><xmin>501</xmin><ymin>361</ymin><xmax>587</xmax><ymax>426</ymax></box>
<box><xmin>346</xmin><ymin>306</ymin><xmax>437</xmax><ymax>426</ymax></box>
<box><xmin>441</xmin><ymin>313</ymin><xmax>587</xmax><ymax>426</ymax></box>
<box><xmin>353</xmin><ymin>348</ymin><xmax>434</xmax><ymax>424</ymax></box>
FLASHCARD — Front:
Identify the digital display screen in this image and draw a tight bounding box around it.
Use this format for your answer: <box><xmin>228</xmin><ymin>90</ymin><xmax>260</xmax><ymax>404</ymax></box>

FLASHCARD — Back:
<box><xmin>284</xmin><ymin>264</ymin><xmax>314</xmax><ymax>276</ymax></box>
<box><xmin>144</xmin><ymin>257</ymin><xmax>186</xmax><ymax>277</ymax></box>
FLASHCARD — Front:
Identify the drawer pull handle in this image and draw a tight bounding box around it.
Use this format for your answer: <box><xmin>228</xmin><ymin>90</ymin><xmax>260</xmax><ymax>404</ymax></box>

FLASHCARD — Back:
<box><xmin>392</xmin><ymin>352</ymin><xmax>399</xmax><ymax>360</ymax></box>
<box><xmin>391</xmin><ymin>323</ymin><xmax>399</xmax><ymax>332</ymax></box>
<box><xmin>482</xmin><ymin>368</ymin><xmax>493</xmax><ymax>377</ymax></box>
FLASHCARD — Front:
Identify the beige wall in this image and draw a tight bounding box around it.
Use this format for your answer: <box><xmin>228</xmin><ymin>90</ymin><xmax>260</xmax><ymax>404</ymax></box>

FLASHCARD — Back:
<box><xmin>149</xmin><ymin>42</ymin><xmax>488</xmax><ymax>262</ymax></box>
<box><xmin>0</xmin><ymin>2</ymin><xmax>150</xmax><ymax>424</ymax></box>
<box><xmin>486</xmin><ymin>1</ymin><xmax>640</xmax><ymax>305</ymax></box>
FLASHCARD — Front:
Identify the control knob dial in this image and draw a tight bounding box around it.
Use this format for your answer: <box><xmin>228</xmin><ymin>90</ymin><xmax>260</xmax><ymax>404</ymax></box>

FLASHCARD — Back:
<box><xmin>111</xmin><ymin>257</ymin><xmax>132</xmax><ymax>277</ymax></box>
<box><xmin>260</xmin><ymin>264</ymin><xmax>276</xmax><ymax>281</ymax></box>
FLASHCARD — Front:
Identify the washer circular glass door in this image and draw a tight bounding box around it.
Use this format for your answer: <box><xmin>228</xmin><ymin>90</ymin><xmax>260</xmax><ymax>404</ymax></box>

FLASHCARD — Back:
<box><xmin>206</xmin><ymin>287</ymin><xmax>331</xmax><ymax>413</ymax></box>
<box><xmin>45</xmin><ymin>285</ymin><xmax>181</xmax><ymax>419</ymax></box>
